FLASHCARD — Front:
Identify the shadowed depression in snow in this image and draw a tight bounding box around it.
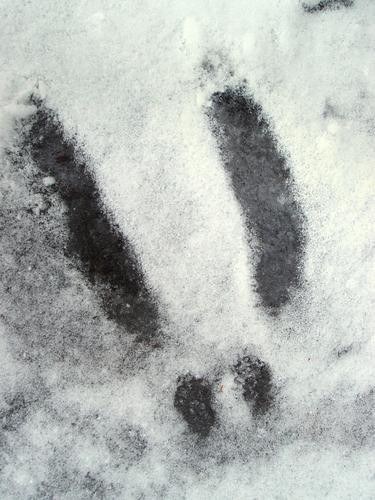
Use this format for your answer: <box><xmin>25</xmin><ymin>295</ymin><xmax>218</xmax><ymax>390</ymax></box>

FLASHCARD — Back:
<box><xmin>302</xmin><ymin>0</ymin><xmax>354</xmax><ymax>13</ymax></box>
<box><xmin>208</xmin><ymin>88</ymin><xmax>305</xmax><ymax>312</ymax></box>
<box><xmin>26</xmin><ymin>103</ymin><xmax>161</xmax><ymax>344</ymax></box>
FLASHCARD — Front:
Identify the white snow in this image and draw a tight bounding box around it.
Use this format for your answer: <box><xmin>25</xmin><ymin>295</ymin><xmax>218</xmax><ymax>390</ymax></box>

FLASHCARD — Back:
<box><xmin>0</xmin><ymin>0</ymin><xmax>374</xmax><ymax>498</ymax></box>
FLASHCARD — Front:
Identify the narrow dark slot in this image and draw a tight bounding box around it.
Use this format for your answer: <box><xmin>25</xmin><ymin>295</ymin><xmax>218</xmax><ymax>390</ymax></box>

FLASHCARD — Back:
<box><xmin>208</xmin><ymin>88</ymin><xmax>305</xmax><ymax>312</ymax></box>
<box><xmin>25</xmin><ymin>103</ymin><xmax>160</xmax><ymax>343</ymax></box>
<box><xmin>174</xmin><ymin>375</ymin><xmax>216</xmax><ymax>437</ymax></box>
<box><xmin>302</xmin><ymin>0</ymin><xmax>353</xmax><ymax>13</ymax></box>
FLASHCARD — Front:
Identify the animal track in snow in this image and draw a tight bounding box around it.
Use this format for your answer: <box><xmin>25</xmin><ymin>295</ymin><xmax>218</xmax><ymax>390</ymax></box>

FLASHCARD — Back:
<box><xmin>26</xmin><ymin>102</ymin><xmax>161</xmax><ymax>345</ymax></box>
<box><xmin>208</xmin><ymin>88</ymin><xmax>305</xmax><ymax>312</ymax></box>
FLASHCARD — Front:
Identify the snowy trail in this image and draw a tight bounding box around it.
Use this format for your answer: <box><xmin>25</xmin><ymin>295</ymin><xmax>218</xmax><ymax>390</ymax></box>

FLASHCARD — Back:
<box><xmin>0</xmin><ymin>0</ymin><xmax>375</xmax><ymax>498</ymax></box>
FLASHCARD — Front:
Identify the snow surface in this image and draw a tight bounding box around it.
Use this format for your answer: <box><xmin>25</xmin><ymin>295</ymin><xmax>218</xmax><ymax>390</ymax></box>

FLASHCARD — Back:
<box><xmin>0</xmin><ymin>0</ymin><xmax>374</xmax><ymax>498</ymax></box>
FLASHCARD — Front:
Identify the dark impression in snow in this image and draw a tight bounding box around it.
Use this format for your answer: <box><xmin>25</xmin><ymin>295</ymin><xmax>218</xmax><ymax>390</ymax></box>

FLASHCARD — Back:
<box><xmin>208</xmin><ymin>89</ymin><xmax>305</xmax><ymax>312</ymax></box>
<box><xmin>25</xmin><ymin>103</ymin><xmax>161</xmax><ymax>344</ymax></box>
<box><xmin>174</xmin><ymin>375</ymin><xmax>216</xmax><ymax>437</ymax></box>
<box><xmin>0</xmin><ymin>392</ymin><xmax>36</xmax><ymax>432</ymax></box>
<box><xmin>233</xmin><ymin>354</ymin><xmax>274</xmax><ymax>416</ymax></box>
<box><xmin>174</xmin><ymin>357</ymin><xmax>274</xmax><ymax>436</ymax></box>
<box><xmin>302</xmin><ymin>0</ymin><xmax>354</xmax><ymax>13</ymax></box>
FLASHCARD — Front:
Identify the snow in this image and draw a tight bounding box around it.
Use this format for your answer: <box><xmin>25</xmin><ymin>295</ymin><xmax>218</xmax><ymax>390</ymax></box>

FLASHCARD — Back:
<box><xmin>0</xmin><ymin>0</ymin><xmax>374</xmax><ymax>498</ymax></box>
